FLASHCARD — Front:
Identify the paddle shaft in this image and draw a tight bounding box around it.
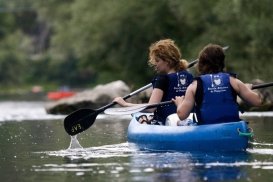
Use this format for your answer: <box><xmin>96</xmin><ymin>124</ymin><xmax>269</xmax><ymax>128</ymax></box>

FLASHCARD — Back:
<box><xmin>252</xmin><ymin>82</ymin><xmax>273</xmax><ymax>90</ymax></box>
<box><xmin>145</xmin><ymin>100</ymin><xmax>173</xmax><ymax>109</ymax></box>
<box><xmin>97</xmin><ymin>83</ymin><xmax>153</xmax><ymax>112</ymax></box>
<box><xmin>116</xmin><ymin>81</ymin><xmax>273</xmax><ymax>112</ymax></box>
<box><xmin>148</xmin><ymin>82</ymin><xmax>273</xmax><ymax>108</ymax></box>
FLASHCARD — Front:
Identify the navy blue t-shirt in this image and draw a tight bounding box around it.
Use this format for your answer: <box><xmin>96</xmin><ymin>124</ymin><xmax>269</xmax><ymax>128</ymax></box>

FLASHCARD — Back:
<box><xmin>152</xmin><ymin>71</ymin><xmax>193</xmax><ymax>124</ymax></box>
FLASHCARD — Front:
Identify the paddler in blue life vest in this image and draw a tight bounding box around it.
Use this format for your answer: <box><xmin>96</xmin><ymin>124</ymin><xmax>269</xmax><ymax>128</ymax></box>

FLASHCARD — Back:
<box><xmin>173</xmin><ymin>43</ymin><xmax>262</xmax><ymax>125</ymax></box>
<box><xmin>113</xmin><ymin>39</ymin><xmax>193</xmax><ymax>125</ymax></box>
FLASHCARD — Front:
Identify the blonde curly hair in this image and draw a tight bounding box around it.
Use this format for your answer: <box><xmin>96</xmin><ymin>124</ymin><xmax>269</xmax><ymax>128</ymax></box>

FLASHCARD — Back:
<box><xmin>148</xmin><ymin>39</ymin><xmax>188</xmax><ymax>71</ymax></box>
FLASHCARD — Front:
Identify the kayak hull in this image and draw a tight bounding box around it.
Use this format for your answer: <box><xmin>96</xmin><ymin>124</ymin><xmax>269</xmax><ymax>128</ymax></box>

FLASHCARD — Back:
<box><xmin>127</xmin><ymin>113</ymin><xmax>251</xmax><ymax>152</ymax></box>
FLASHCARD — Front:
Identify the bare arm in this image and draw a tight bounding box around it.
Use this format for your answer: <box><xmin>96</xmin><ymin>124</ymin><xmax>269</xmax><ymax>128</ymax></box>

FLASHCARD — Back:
<box><xmin>230</xmin><ymin>77</ymin><xmax>262</xmax><ymax>106</ymax></box>
<box><xmin>113</xmin><ymin>88</ymin><xmax>164</xmax><ymax>112</ymax></box>
<box><xmin>173</xmin><ymin>81</ymin><xmax>197</xmax><ymax>120</ymax></box>
<box><xmin>146</xmin><ymin>88</ymin><xmax>164</xmax><ymax>112</ymax></box>
<box><xmin>113</xmin><ymin>97</ymin><xmax>137</xmax><ymax>107</ymax></box>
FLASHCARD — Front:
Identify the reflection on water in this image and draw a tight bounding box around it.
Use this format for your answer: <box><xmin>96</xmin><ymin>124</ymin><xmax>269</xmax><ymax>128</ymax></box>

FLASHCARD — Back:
<box><xmin>35</xmin><ymin>141</ymin><xmax>273</xmax><ymax>181</ymax></box>
<box><xmin>0</xmin><ymin>101</ymin><xmax>273</xmax><ymax>182</ymax></box>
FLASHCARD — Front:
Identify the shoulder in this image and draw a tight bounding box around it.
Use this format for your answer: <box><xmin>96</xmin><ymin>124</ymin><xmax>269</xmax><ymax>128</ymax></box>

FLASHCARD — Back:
<box><xmin>152</xmin><ymin>74</ymin><xmax>168</xmax><ymax>89</ymax></box>
<box><xmin>229</xmin><ymin>76</ymin><xmax>243</xmax><ymax>92</ymax></box>
<box><xmin>224</xmin><ymin>72</ymin><xmax>237</xmax><ymax>78</ymax></box>
<box><xmin>153</xmin><ymin>74</ymin><xmax>168</xmax><ymax>83</ymax></box>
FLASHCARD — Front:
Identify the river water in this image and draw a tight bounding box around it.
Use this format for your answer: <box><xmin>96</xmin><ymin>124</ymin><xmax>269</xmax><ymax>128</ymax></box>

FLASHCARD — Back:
<box><xmin>0</xmin><ymin>101</ymin><xmax>272</xmax><ymax>182</ymax></box>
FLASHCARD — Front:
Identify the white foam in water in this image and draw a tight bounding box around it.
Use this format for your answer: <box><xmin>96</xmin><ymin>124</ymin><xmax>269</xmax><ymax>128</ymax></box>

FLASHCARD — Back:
<box><xmin>247</xmin><ymin>148</ymin><xmax>273</xmax><ymax>155</ymax></box>
<box><xmin>250</xmin><ymin>142</ymin><xmax>273</xmax><ymax>146</ymax></box>
<box><xmin>33</xmin><ymin>161</ymin><xmax>130</xmax><ymax>173</ymax></box>
<box><xmin>40</xmin><ymin>142</ymin><xmax>136</xmax><ymax>160</ymax></box>
<box><xmin>248</xmin><ymin>142</ymin><xmax>273</xmax><ymax>155</ymax></box>
<box><xmin>195</xmin><ymin>161</ymin><xmax>273</xmax><ymax>168</ymax></box>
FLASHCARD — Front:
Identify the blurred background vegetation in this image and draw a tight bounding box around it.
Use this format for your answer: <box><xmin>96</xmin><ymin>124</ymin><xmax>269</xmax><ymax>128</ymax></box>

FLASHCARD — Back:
<box><xmin>0</xmin><ymin>0</ymin><xmax>272</xmax><ymax>92</ymax></box>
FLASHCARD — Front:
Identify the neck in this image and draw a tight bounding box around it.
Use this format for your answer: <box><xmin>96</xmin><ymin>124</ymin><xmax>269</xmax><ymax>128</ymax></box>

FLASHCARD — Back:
<box><xmin>167</xmin><ymin>69</ymin><xmax>176</xmax><ymax>74</ymax></box>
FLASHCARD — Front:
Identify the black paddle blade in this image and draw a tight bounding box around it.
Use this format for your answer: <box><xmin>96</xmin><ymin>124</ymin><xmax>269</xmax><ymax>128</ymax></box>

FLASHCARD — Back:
<box><xmin>64</xmin><ymin>108</ymin><xmax>98</xmax><ymax>136</ymax></box>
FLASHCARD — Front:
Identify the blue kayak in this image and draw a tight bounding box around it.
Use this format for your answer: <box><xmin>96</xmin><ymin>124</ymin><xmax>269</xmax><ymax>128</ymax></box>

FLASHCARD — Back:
<box><xmin>127</xmin><ymin>113</ymin><xmax>253</xmax><ymax>152</ymax></box>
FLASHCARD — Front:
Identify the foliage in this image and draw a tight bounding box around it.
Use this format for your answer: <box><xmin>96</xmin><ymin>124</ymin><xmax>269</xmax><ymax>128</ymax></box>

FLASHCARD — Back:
<box><xmin>0</xmin><ymin>0</ymin><xmax>272</xmax><ymax>90</ymax></box>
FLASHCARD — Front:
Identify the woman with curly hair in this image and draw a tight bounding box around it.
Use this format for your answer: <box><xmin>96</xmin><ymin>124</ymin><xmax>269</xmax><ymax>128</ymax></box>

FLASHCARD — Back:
<box><xmin>114</xmin><ymin>39</ymin><xmax>193</xmax><ymax>125</ymax></box>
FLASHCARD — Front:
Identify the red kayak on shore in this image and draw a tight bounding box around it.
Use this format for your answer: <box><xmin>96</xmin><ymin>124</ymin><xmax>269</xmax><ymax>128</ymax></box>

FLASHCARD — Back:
<box><xmin>47</xmin><ymin>91</ymin><xmax>75</xmax><ymax>100</ymax></box>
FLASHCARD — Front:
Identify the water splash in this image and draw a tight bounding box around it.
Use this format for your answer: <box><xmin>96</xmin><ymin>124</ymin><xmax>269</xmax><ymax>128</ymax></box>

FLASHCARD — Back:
<box><xmin>68</xmin><ymin>135</ymin><xmax>83</xmax><ymax>149</ymax></box>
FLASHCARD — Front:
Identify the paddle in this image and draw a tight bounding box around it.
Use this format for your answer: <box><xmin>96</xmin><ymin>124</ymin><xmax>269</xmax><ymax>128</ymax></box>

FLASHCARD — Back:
<box><xmin>105</xmin><ymin>81</ymin><xmax>273</xmax><ymax>115</ymax></box>
<box><xmin>252</xmin><ymin>81</ymin><xmax>273</xmax><ymax>89</ymax></box>
<box><xmin>64</xmin><ymin>46</ymin><xmax>230</xmax><ymax>135</ymax></box>
<box><xmin>104</xmin><ymin>100</ymin><xmax>173</xmax><ymax>115</ymax></box>
<box><xmin>64</xmin><ymin>83</ymin><xmax>152</xmax><ymax>135</ymax></box>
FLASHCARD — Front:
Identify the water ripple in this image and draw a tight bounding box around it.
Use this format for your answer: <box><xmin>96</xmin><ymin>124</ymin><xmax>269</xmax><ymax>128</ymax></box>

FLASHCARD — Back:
<box><xmin>247</xmin><ymin>148</ymin><xmax>273</xmax><ymax>155</ymax></box>
<box><xmin>38</xmin><ymin>142</ymin><xmax>136</xmax><ymax>160</ymax></box>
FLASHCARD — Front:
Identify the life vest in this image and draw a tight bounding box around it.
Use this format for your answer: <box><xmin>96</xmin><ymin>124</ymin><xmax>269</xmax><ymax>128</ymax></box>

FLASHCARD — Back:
<box><xmin>195</xmin><ymin>72</ymin><xmax>240</xmax><ymax>124</ymax></box>
<box><xmin>153</xmin><ymin>71</ymin><xmax>193</xmax><ymax>123</ymax></box>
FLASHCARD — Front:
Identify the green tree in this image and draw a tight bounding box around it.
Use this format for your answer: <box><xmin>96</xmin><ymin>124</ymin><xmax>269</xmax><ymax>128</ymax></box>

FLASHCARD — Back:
<box><xmin>0</xmin><ymin>0</ymin><xmax>273</xmax><ymax>89</ymax></box>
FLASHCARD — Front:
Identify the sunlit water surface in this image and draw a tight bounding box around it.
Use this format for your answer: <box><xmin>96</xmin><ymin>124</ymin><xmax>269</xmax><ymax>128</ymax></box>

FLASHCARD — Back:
<box><xmin>0</xmin><ymin>101</ymin><xmax>272</xmax><ymax>182</ymax></box>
